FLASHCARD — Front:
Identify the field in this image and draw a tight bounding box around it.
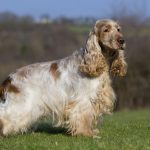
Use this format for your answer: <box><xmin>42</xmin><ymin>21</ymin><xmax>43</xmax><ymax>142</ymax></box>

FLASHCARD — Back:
<box><xmin>0</xmin><ymin>109</ymin><xmax>149</xmax><ymax>150</ymax></box>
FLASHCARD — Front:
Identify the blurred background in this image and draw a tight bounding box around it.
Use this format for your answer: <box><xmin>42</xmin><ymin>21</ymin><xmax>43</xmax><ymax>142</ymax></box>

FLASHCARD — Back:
<box><xmin>0</xmin><ymin>0</ymin><xmax>149</xmax><ymax>110</ymax></box>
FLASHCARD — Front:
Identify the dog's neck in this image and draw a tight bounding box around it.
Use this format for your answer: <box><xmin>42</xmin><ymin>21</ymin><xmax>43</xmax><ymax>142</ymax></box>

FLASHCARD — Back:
<box><xmin>100</xmin><ymin>42</ymin><xmax>118</xmax><ymax>65</ymax></box>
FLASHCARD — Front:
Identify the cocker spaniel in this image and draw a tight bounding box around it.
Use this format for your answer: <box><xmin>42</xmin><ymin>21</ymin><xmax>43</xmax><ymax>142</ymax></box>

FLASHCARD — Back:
<box><xmin>0</xmin><ymin>19</ymin><xmax>127</xmax><ymax>137</ymax></box>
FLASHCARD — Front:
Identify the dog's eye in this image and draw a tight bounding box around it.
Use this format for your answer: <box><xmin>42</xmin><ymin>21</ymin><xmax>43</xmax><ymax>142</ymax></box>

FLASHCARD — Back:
<box><xmin>104</xmin><ymin>28</ymin><xmax>109</xmax><ymax>32</ymax></box>
<box><xmin>117</xmin><ymin>28</ymin><xmax>121</xmax><ymax>32</ymax></box>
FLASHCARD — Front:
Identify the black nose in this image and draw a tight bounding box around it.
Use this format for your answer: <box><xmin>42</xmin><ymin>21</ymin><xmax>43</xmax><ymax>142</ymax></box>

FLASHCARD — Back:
<box><xmin>119</xmin><ymin>38</ymin><xmax>125</xmax><ymax>45</ymax></box>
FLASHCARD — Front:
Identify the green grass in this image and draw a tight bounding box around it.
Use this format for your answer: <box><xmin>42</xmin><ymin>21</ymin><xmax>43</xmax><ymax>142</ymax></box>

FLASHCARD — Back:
<box><xmin>0</xmin><ymin>110</ymin><xmax>150</xmax><ymax>150</ymax></box>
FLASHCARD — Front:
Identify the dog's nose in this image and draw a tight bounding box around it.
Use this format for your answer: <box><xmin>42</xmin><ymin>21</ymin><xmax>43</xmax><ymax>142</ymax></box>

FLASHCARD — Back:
<box><xmin>118</xmin><ymin>38</ymin><xmax>125</xmax><ymax>45</ymax></box>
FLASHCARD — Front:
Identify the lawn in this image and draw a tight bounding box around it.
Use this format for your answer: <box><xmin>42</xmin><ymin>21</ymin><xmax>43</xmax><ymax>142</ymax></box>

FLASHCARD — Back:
<box><xmin>0</xmin><ymin>109</ymin><xmax>149</xmax><ymax>150</ymax></box>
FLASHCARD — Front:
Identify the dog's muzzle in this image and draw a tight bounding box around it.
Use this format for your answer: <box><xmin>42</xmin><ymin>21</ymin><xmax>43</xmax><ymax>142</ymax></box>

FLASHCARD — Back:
<box><xmin>117</xmin><ymin>38</ymin><xmax>126</xmax><ymax>50</ymax></box>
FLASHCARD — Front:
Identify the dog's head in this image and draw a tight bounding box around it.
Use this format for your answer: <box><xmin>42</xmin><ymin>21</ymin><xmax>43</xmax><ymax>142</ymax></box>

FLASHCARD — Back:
<box><xmin>80</xmin><ymin>19</ymin><xmax>126</xmax><ymax>77</ymax></box>
<box><xmin>92</xmin><ymin>19</ymin><xmax>125</xmax><ymax>51</ymax></box>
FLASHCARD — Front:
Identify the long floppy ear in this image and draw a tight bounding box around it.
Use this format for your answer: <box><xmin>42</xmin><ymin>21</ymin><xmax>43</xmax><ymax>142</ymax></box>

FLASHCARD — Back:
<box><xmin>110</xmin><ymin>50</ymin><xmax>127</xmax><ymax>76</ymax></box>
<box><xmin>79</xmin><ymin>30</ymin><xmax>107</xmax><ymax>77</ymax></box>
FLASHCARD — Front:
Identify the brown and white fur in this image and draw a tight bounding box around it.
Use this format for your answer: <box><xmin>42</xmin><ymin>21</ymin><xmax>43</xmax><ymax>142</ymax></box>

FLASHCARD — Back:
<box><xmin>0</xmin><ymin>19</ymin><xmax>127</xmax><ymax>137</ymax></box>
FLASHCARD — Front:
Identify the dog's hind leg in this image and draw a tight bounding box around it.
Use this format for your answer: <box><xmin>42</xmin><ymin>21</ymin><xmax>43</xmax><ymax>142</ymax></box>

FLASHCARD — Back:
<box><xmin>0</xmin><ymin>88</ymin><xmax>45</xmax><ymax>136</ymax></box>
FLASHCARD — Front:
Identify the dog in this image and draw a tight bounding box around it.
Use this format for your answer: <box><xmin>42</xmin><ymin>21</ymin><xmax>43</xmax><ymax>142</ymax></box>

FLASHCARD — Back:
<box><xmin>0</xmin><ymin>19</ymin><xmax>127</xmax><ymax>137</ymax></box>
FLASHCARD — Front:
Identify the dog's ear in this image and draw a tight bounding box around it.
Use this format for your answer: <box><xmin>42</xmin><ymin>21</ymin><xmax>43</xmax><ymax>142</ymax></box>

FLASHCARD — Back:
<box><xmin>86</xmin><ymin>31</ymin><xmax>101</xmax><ymax>53</ymax></box>
<box><xmin>79</xmin><ymin>26</ymin><xmax>106</xmax><ymax>77</ymax></box>
<box><xmin>110</xmin><ymin>50</ymin><xmax>128</xmax><ymax>76</ymax></box>
<box><xmin>86</xmin><ymin>19</ymin><xmax>103</xmax><ymax>52</ymax></box>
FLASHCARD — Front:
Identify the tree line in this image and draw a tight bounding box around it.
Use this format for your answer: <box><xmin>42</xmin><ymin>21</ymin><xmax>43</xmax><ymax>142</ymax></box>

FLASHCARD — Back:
<box><xmin>0</xmin><ymin>12</ymin><xmax>149</xmax><ymax>110</ymax></box>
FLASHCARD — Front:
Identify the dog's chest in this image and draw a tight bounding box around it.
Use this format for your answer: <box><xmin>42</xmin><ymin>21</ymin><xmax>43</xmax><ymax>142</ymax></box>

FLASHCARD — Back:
<box><xmin>65</xmin><ymin>76</ymin><xmax>101</xmax><ymax>100</ymax></box>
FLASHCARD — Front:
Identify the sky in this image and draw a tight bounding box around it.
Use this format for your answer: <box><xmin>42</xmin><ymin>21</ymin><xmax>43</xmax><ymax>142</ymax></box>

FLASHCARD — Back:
<box><xmin>0</xmin><ymin>0</ymin><xmax>149</xmax><ymax>19</ymax></box>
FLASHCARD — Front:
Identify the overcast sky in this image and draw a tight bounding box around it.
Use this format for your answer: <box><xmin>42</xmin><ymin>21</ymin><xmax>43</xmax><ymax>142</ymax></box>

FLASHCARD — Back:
<box><xmin>0</xmin><ymin>0</ymin><xmax>149</xmax><ymax>19</ymax></box>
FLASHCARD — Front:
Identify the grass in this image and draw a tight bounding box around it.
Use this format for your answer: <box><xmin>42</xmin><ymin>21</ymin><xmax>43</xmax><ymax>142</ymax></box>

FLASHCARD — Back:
<box><xmin>0</xmin><ymin>109</ymin><xmax>150</xmax><ymax>150</ymax></box>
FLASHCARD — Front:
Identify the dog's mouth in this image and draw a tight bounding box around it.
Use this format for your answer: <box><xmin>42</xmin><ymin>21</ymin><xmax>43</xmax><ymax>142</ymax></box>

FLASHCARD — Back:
<box><xmin>120</xmin><ymin>43</ymin><xmax>126</xmax><ymax>50</ymax></box>
<box><xmin>99</xmin><ymin>38</ymin><xmax>126</xmax><ymax>52</ymax></box>
<box><xmin>111</xmin><ymin>39</ymin><xmax>126</xmax><ymax>50</ymax></box>
<box><xmin>99</xmin><ymin>41</ymin><xmax>120</xmax><ymax>52</ymax></box>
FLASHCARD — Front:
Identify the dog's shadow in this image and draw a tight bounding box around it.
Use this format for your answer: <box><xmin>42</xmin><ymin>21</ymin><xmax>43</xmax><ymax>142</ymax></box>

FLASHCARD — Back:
<box><xmin>32</xmin><ymin>121</ymin><xmax>67</xmax><ymax>135</ymax></box>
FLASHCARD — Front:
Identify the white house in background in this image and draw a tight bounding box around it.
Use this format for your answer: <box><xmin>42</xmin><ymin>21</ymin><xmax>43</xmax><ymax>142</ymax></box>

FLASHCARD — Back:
<box><xmin>36</xmin><ymin>15</ymin><xmax>53</xmax><ymax>24</ymax></box>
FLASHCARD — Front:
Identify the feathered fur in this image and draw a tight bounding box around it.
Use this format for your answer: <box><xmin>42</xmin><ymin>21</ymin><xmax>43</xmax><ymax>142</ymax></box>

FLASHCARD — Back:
<box><xmin>0</xmin><ymin>19</ymin><xmax>127</xmax><ymax>137</ymax></box>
